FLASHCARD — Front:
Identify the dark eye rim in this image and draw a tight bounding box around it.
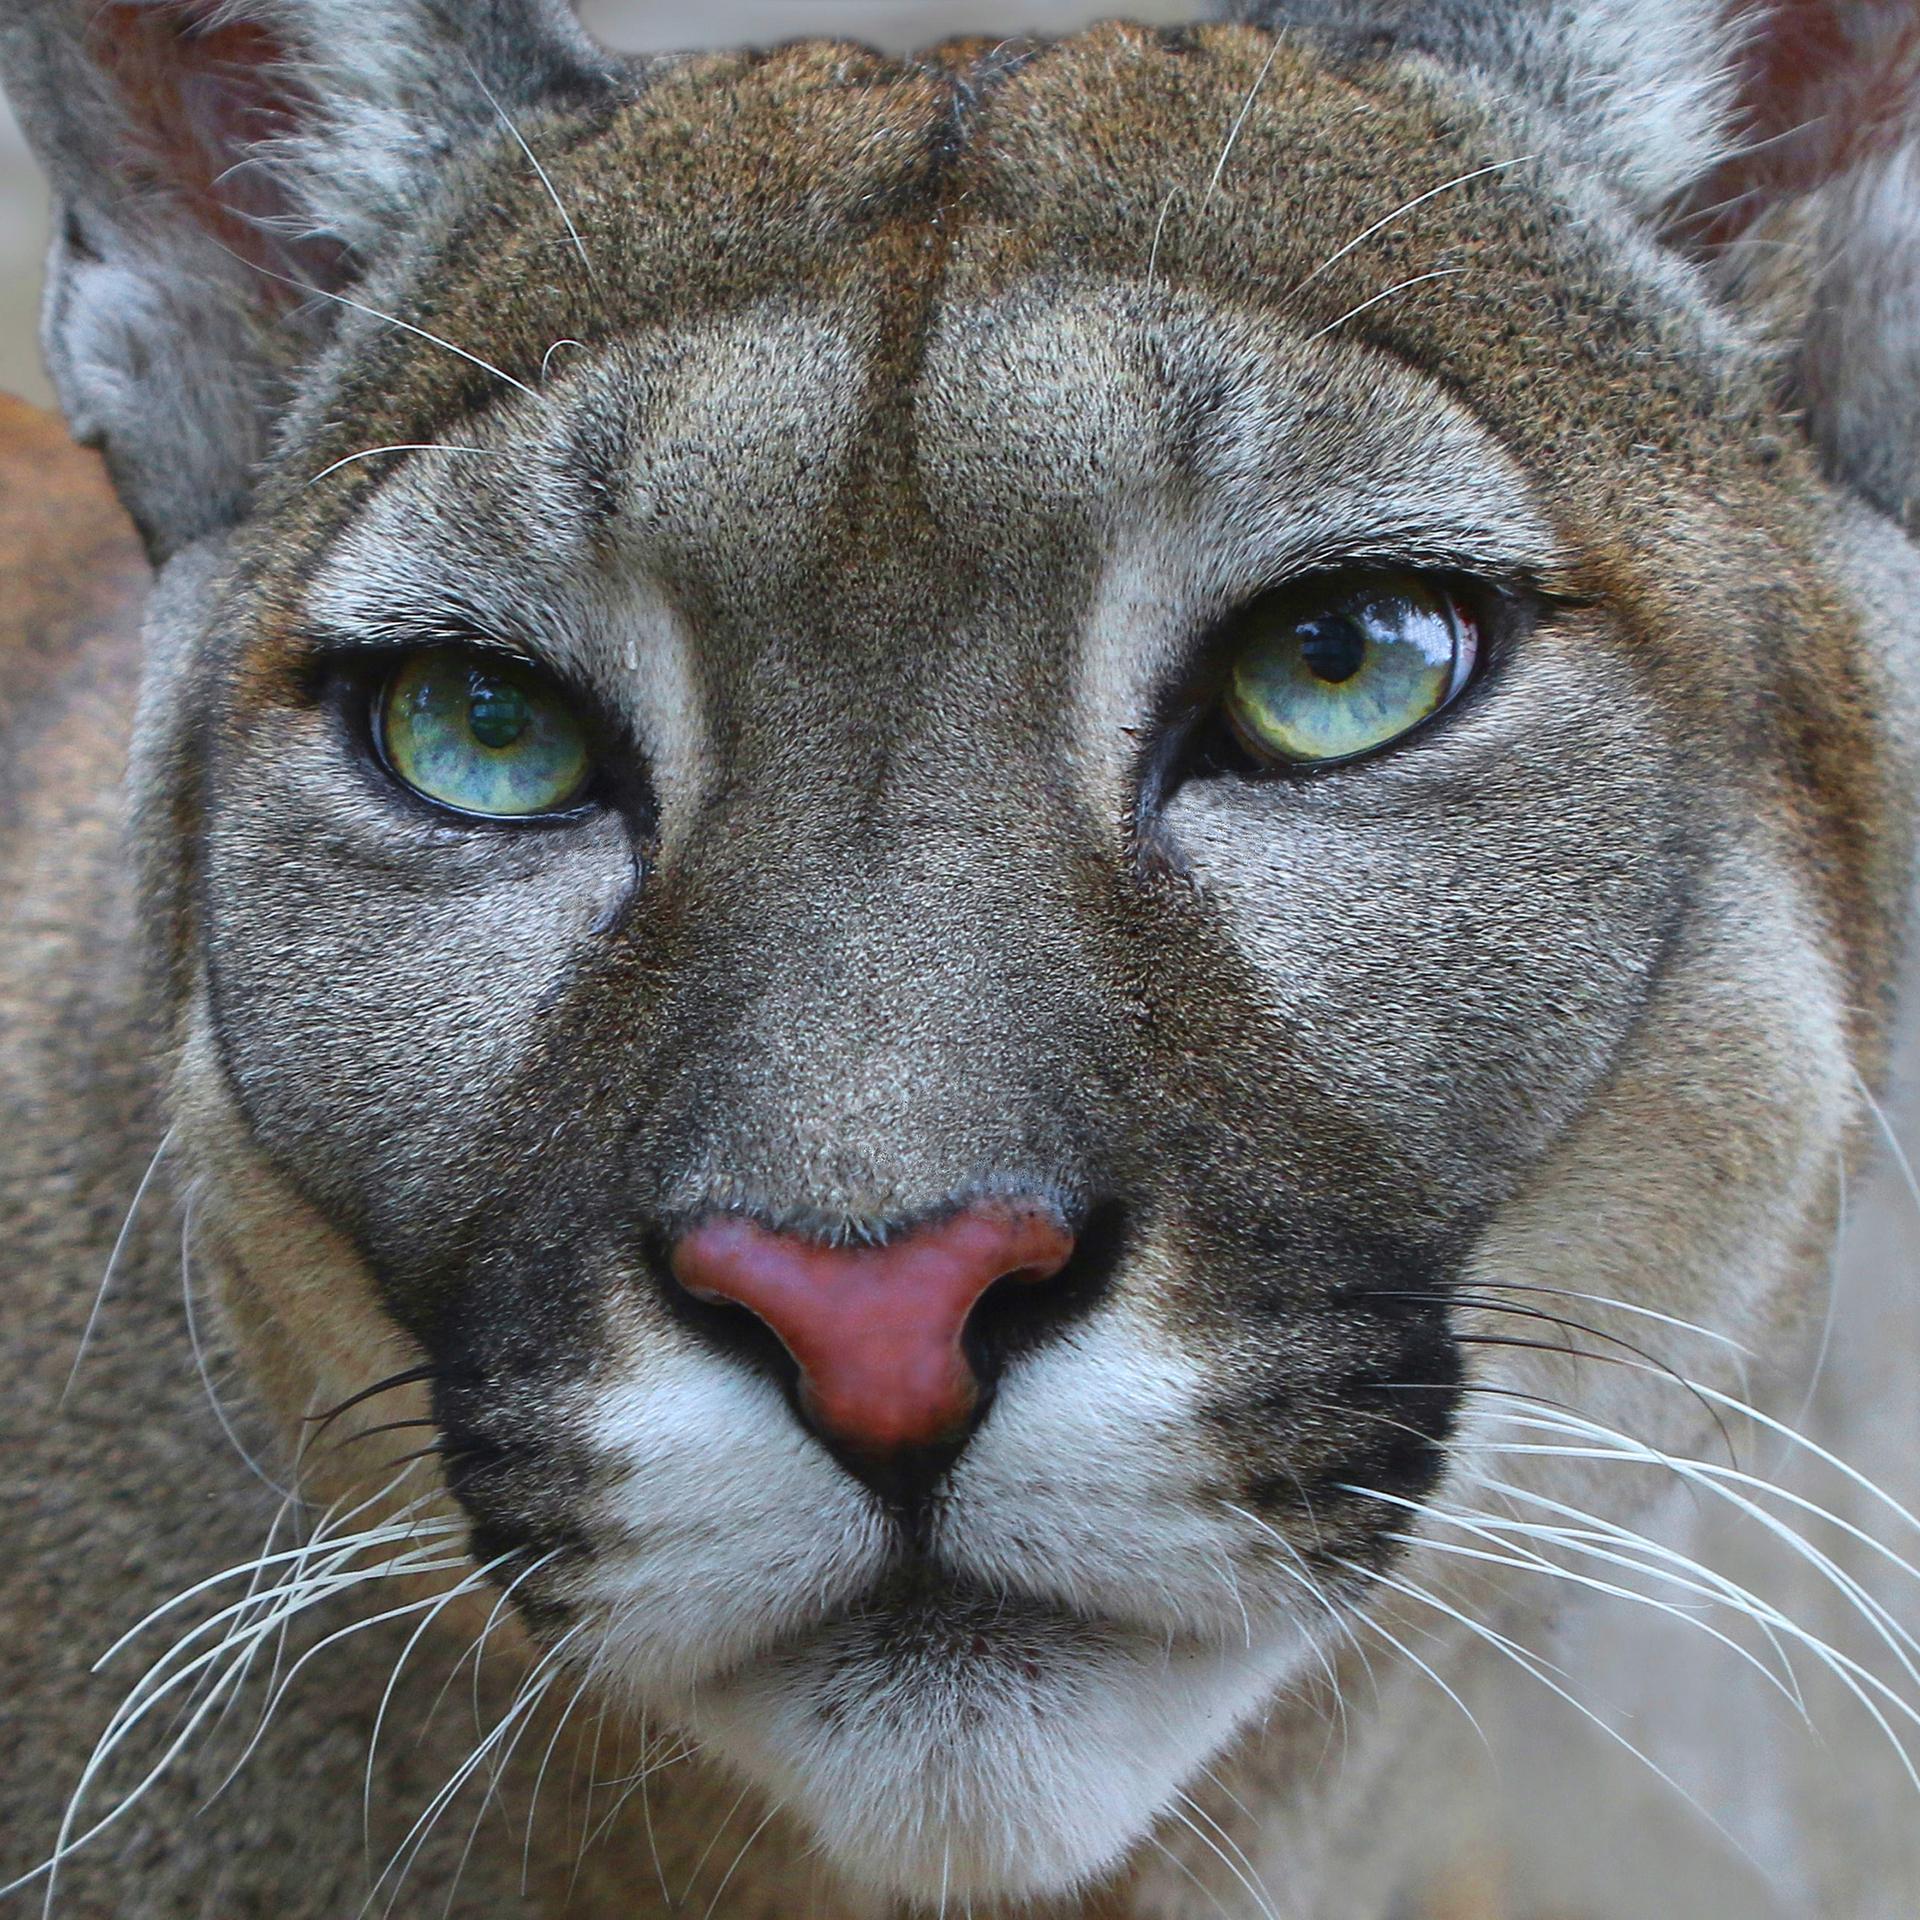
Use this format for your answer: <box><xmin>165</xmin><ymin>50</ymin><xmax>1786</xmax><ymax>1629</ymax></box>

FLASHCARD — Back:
<box><xmin>1154</xmin><ymin>566</ymin><xmax>1532</xmax><ymax>799</ymax></box>
<box><xmin>329</xmin><ymin>642</ymin><xmax>617</xmax><ymax>830</ymax></box>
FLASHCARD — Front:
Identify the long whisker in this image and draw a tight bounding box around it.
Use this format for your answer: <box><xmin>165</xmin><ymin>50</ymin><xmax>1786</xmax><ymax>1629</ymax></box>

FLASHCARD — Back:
<box><xmin>1202</xmin><ymin>35</ymin><xmax>1283</xmax><ymax>209</ymax></box>
<box><xmin>1347</xmin><ymin>1483</ymin><xmax>1808</xmax><ymax>1712</ymax></box>
<box><xmin>61</xmin><ymin>1126</ymin><xmax>175</xmax><ymax>1404</ymax></box>
<box><xmin>308</xmin><ymin>1364</ymin><xmax>442</xmax><ymax>1436</ymax></box>
<box><xmin>1380</xmin><ymin>1502</ymin><xmax>1920</xmax><ymax>1795</ymax></box>
<box><xmin>701</xmin><ymin>1803</ymin><xmax>781</xmax><ymax>1920</ymax></box>
<box><xmin>1334</xmin><ymin>1554</ymin><xmax>1761</xmax><ymax>1869</ymax></box>
<box><xmin>1288</xmin><ymin>155</ymin><xmax>1538</xmax><ymax>294</ymax></box>
<box><xmin>306</xmin><ymin>443</ymin><xmax>502</xmax><ymax>486</ymax></box>
<box><xmin>1164</xmin><ymin>1789</ymin><xmax>1283</xmax><ymax>1920</ymax></box>
<box><xmin>466</xmin><ymin>60</ymin><xmax>593</xmax><ymax>273</ymax></box>
<box><xmin>225</xmin><ymin>246</ymin><xmax>548</xmax><ymax>404</ymax></box>
<box><xmin>368</xmin><ymin>1623</ymin><xmax>585</xmax><ymax>1920</ymax></box>
<box><xmin>1380</xmin><ymin>1285</ymin><xmax>1742</xmax><ymax>1462</ymax></box>
<box><xmin>364</xmin><ymin>1558</ymin><xmax>515</xmax><ymax>1856</ymax></box>
<box><xmin>1469</xmin><ymin>1397</ymin><xmax>1920</xmax><ymax>1609</ymax></box>
<box><xmin>1302</xmin><ymin>267</ymin><xmax>1466</xmax><ymax>343</ymax></box>
<box><xmin>1146</xmin><ymin>1832</ymin><xmax>1242</xmax><ymax>1920</ymax></box>
<box><xmin>17</xmin><ymin>1520</ymin><xmax>463</xmax><ymax>1906</ymax></box>
<box><xmin>180</xmin><ymin>1189</ymin><xmax>296</xmax><ymax>1497</ymax></box>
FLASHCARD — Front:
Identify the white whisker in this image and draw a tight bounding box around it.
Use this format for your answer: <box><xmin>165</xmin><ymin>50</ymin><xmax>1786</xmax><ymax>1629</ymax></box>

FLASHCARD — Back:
<box><xmin>466</xmin><ymin>60</ymin><xmax>593</xmax><ymax>273</ymax></box>
<box><xmin>61</xmin><ymin>1126</ymin><xmax>174</xmax><ymax>1404</ymax></box>
<box><xmin>1302</xmin><ymin>267</ymin><xmax>1465</xmax><ymax>343</ymax></box>
<box><xmin>306</xmin><ymin>443</ymin><xmax>501</xmax><ymax>486</ymax></box>
<box><xmin>1203</xmin><ymin>36</ymin><xmax>1283</xmax><ymax>209</ymax></box>
<box><xmin>179</xmin><ymin>1189</ymin><xmax>296</xmax><ymax>1498</ymax></box>
<box><xmin>1165</xmin><ymin>1789</ymin><xmax>1283</xmax><ymax>1920</ymax></box>
<box><xmin>1289</xmin><ymin>154</ymin><xmax>1538</xmax><ymax>293</ymax></box>
<box><xmin>1335</xmin><ymin>1554</ymin><xmax>1759</xmax><ymax>1868</ymax></box>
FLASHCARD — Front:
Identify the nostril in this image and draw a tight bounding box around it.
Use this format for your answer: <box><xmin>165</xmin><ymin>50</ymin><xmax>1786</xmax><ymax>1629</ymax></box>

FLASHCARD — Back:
<box><xmin>666</xmin><ymin>1202</ymin><xmax>1077</xmax><ymax>1473</ymax></box>
<box><xmin>958</xmin><ymin>1197</ymin><xmax>1129</xmax><ymax>1381</ymax></box>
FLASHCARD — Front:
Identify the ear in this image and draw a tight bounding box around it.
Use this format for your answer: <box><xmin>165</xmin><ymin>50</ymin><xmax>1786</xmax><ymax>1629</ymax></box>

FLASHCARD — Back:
<box><xmin>1219</xmin><ymin>0</ymin><xmax>1739</xmax><ymax>214</ymax></box>
<box><xmin>0</xmin><ymin>1</ymin><xmax>612</xmax><ymax>558</ymax></box>
<box><xmin>1683</xmin><ymin>2</ymin><xmax>1920</xmax><ymax>533</ymax></box>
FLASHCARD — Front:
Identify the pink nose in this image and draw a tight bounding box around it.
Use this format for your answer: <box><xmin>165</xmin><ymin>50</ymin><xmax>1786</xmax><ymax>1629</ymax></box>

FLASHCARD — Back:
<box><xmin>669</xmin><ymin>1205</ymin><xmax>1076</xmax><ymax>1461</ymax></box>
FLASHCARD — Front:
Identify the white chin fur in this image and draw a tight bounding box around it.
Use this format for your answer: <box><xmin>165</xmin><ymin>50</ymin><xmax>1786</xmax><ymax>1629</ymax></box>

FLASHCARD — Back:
<box><xmin>680</xmin><ymin>1601</ymin><xmax>1291</xmax><ymax>1905</ymax></box>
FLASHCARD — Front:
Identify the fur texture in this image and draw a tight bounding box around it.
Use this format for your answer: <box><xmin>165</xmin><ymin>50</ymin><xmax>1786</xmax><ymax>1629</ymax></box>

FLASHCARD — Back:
<box><xmin>3</xmin><ymin>4</ymin><xmax>1919</xmax><ymax>1917</ymax></box>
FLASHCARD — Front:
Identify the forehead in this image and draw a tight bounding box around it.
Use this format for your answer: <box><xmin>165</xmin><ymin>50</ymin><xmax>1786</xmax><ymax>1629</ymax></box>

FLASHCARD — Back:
<box><xmin>284</xmin><ymin>18</ymin><xmax>1748</xmax><ymax>529</ymax></box>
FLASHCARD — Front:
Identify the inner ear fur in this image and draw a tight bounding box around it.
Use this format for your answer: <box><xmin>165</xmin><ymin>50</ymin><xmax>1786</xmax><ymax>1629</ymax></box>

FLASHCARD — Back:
<box><xmin>0</xmin><ymin>0</ymin><xmax>611</xmax><ymax>560</ymax></box>
<box><xmin>1681</xmin><ymin>0</ymin><xmax>1920</xmax><ymax>533</ymax></box>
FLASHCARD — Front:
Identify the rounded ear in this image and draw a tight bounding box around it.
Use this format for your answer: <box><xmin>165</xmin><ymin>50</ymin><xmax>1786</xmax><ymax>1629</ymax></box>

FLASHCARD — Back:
<box><xmin>0</xmin><ymin>0</ymin><xmax>612</xmax><ymax>559</ymax></box>
<box><xmin>1679</xmin><ymin>2</ymin><xmax>1920</xmax><ymax>534</ymax></box>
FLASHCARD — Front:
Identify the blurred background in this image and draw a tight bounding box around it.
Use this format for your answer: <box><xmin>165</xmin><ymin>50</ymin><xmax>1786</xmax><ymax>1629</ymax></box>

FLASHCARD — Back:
<box><xmin>0</xmin><ymin>2</ymin><xmax>1193</xmax><ymax>403</ymax></box>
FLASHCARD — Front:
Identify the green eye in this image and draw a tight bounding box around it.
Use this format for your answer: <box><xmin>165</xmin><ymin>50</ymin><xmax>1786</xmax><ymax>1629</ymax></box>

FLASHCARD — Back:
<box><xmin>376</xmin><ymin>650</ymin><xmax>593</xmax><ymax>818</ymax></box>
<box><xmin>1222</xmin><ymin>574</ymin><xmax>1479</xmax><ymax>768</ymax></box>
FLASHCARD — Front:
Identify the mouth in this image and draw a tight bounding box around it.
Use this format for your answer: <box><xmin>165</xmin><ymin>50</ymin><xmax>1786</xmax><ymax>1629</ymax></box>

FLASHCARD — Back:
<box><xmin>672</xmin><ymin>1562</ymin><xmax>1298</xmax><ymax>1906</ymax></box>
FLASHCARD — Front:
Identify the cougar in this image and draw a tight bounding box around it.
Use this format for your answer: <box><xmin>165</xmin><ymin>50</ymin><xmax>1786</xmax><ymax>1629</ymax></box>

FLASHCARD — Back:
<box><xmin>4</xmin><ymin>1</ymin><xmax>1920</xmax><ymax>1914</ymax></box>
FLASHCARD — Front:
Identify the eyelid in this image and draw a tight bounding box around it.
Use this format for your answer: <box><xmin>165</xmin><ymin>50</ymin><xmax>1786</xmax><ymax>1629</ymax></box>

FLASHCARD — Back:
<box><xmin>300</xmin><ymin>625</ymin><xmax>545</xmax><ymax>672</ymax></box>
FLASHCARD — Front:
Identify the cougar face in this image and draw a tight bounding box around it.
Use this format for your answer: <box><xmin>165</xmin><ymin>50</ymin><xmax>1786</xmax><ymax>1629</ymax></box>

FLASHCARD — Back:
<box><xmin>136</xmin><ymin>30</ymin><xmax>1892</xmax><ymax>1899</ymax></box>
<box><xmin>9</xmin><ymin>2</ymin><xmax>1920</xmax><ymax>1912</ymax></box>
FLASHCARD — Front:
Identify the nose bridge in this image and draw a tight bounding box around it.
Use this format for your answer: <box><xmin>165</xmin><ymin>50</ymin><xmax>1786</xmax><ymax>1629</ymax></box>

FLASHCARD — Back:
<box><xmin>645</xmin><ymin>731</ymin><xmax>1117</xmax><ymax>1220</ymax></box>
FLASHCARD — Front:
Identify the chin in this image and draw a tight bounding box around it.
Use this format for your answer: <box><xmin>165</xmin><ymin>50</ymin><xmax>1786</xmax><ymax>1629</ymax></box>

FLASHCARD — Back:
<box><xmin>676</xmin><ymin>1588</ymin><xmax>1296</xmax><ymax>1906</ymax></box>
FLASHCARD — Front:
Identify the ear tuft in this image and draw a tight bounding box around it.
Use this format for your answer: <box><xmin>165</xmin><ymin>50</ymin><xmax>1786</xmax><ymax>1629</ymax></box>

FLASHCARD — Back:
<box><xmin>88</xmin><ymin>3</ymin><xmax>345</xmax><ymax>294</ymax></box>
<box><xmin>1219</xmin><ymin>0</ymin><xmax>1741</xmax><ymax>214</ymax></box>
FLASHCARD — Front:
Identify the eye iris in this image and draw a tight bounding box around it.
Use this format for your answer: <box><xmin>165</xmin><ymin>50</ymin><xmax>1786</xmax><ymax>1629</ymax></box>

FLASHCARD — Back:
<box><xmin>1223</xmin><ymin>575</ymin><xmax>1473</xmax><ymax>767</ymax></box>
<box><xmin>467</xmin><ymin>675</ymin><xmax>532</xmax><ymax>750</ymax></box>
<box><xmin>377</xmin><ymin>650</ymin><xmax>591</xmax><ymax>818</ymax></box>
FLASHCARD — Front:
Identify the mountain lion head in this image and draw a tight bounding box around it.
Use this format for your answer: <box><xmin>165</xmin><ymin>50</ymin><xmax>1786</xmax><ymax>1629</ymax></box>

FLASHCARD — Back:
<box><xmin>6</xmin><ymin>0</ymin><xmax>1919</xmax><ymax>1908</ymax></box>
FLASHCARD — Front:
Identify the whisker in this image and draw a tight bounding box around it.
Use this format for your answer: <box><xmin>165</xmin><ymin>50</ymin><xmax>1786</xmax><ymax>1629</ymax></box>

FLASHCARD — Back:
<box><xmin>1202</xmin><ymin>35</ymin><xmax>1283</xmax><ymax>209</ymax></box>
<box><xmin>522</xmin><ymin>1645</ymin><xmax>613</xmax><ymax>1888</ymax></box>
<box><xmin>466</xmin><ymin>60</ymin><xmax>593</xmax><ymax>274</ymax></box>
<box><xmin>1288</xmin><ymin>155</ymin><xmax>1538</xmax><ymax>294</ymax></box>
<box><xmin>16</xmin><ymin>1526</ymin><xmax>464</xmax><ymax>1905</ymax></box>
<box><xmin>306</xmin><ymin>443</ymin><xmax>501</xmax><ymax>486</ymax></box>
<box><xmin>1146</xmin><ymin>1833</ymin><xmax>1242</xmax><ymax>1920</ymax></box>
<box><xmin>1164</xmin><ymin>1789</ymin><xmax>1283</xmax><ymax>1920</ymax></box>
<box><xmin>702</xmin><ymin>1803</ymin><xmax>780</xmax><ymax>1920</ymax></box>
<box><xmin>1349</xmin><ymin>1483</ymin><xmax>1807</xmax><ymax>1713</ymax></box>
<box><xmin>368</xmin><ymin>1624</ymin><xmax>584</xmax><ymax>1920</ymax></box>
<box><xmin>1383</xmin><ymin>1512</ymin><xmax>1920</xmax><ymax>1795</ymax></box>
<box><xmin>180</xmin><ymin>1190</ymin><xmax>296</xmax><ymax>1497</ymax></box>
<box><xmin>1334</xmin><ymin>1554</ymin><xmax>1759</xmax><ymax>1868</ymax></box>
<box><xmin>1380</xmin><ymin>1286</ymin><xmax>1742</xmax><ymax>1462</ymax></box>
<box><xmin>223</xmin><ymin>245</ymin><xmax>548</xmax><ymax>405</ymax></box>
<box><xmin>1464</xmin><ymin>1281</ymin><xmax>1752</xmax><ymax>1358</ymax></box>
<box><xmin>308</xmin><ymin>1364</ymin><xmax>442</xmax><ymax>1436</ymax></box>
<box><xmin>679</xmin><ymin>1782</ymin><xmax>754</xmax><ymax>1909</ymax></box>
<box><xmin>1302</xmin><ymin>267</ymin><xmax>1466</xmax><ymax>343</ymax></box>
<box><xmin>61</xmin><ymin>1126</ymin><xmax>174</xmax><ymax>1404</ymax></box>
<box><xmin>364</xmin><ymin>1552</ymin><xmax>523</xmax><ymax>1854</ymax></box>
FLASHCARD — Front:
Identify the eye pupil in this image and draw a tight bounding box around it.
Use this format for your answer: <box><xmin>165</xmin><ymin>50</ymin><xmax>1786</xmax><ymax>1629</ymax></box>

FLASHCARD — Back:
<box><xmin>467</xmin><ymin>675</ymin><xmax>532</xmax><ymax>750</ymax></box>
<box><xmin>1297</xmin><ymin>617</ymin><xmax>1367</xmax><ymax>685</ymax></box>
